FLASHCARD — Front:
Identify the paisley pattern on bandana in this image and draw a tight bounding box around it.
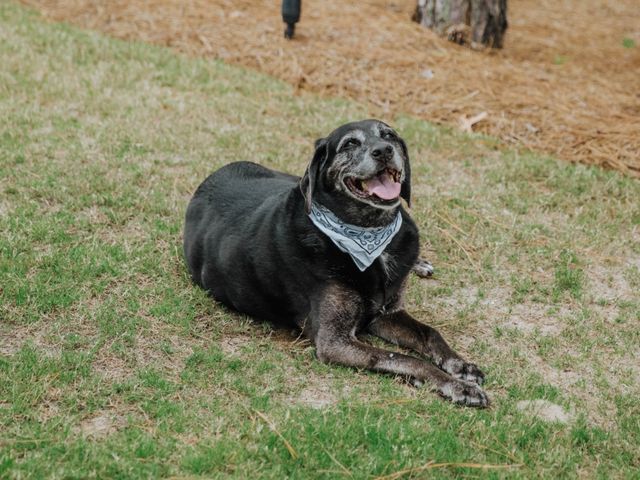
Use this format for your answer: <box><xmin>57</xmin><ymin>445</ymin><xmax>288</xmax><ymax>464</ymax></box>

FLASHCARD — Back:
<box><xmin>308</xmin><ymin>202</ymin><xmax>402</xmax><ymax>271</ymax></box>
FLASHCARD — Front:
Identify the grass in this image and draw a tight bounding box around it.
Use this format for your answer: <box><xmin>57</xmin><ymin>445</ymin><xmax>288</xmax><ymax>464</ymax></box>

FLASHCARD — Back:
<box><xmin>1</xmin><ymin>2</ymin><xmax>640</xmax><ymax>478</ymax></box>
<box><xmin>622</xmin><ymin>38</ymin><xmax>636</xmax><ymax>49</ymax></box>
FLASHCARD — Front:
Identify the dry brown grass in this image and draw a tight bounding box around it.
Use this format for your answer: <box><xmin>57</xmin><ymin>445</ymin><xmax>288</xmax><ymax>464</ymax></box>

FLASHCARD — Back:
<box><xmin>19</xmin><ymin>0</ymin><xmax>640</xmax><ymax>176</ymax></box>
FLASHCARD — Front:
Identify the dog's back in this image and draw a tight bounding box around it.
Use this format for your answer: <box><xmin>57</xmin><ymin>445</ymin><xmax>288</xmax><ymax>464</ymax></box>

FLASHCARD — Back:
<box><xmin>183</xmin><ymin>161</ymin><xmax>314</xmax><ymax>323</ymax></box>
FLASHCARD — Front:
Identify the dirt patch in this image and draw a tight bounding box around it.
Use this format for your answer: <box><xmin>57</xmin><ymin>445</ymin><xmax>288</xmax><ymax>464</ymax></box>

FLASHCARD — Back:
<box><xmin>586</xmin><ymin>259</ymin><xmax>638</xmax><ymax>303</ymax></box>
<box><xmin>0</xmin><ymin>321</ymin><xmax>61</xmax><ymax>357</ymax></box>
<box><xmin>219</xmin><ymin>334</ymin><xmax>252</xmax><ymax>356</ymax></box>
<box><xmin>0</xmin><ymin>200</ymin><xmax>11</xmax><ymax>217</ymax></box>
<box><xmin>92</xmin><ymin>345</ymin><xmax>132</xmax><ymax>383</ymax></box>
<box><xmin>516</xmin><ymin>399</ymin><xmax>574</xmax><ymax>423</ymax></box>
<box><xmin>19</xmin><ymin>0</ymin><xmax>640</xmax><ymax>176</ymax></box>
<box><xmin>77</xmin><ymin>412</ymin><xmax>127</xmax><ymax>438</ymax></box>
<box><xmin>498</xmin><ymin>303</ymin><xmax>569</xmax><ymax>336</ymax></box>
<box><xmin>38</xmin><ymin>389</ymin><xmax>62</xmax><ymax>422</ymax></box>
<box><xmin>293</xmin><ymin>385</ymin><xmax>339</xmax><ymax>409</ymax></box>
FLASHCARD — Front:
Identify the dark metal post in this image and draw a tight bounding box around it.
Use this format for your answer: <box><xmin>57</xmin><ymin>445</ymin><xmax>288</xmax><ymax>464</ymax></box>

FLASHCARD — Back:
<box><xmin>282</xmin><ymin>0</ymin><xmax>301</xmax><ymax>39</ymax></box>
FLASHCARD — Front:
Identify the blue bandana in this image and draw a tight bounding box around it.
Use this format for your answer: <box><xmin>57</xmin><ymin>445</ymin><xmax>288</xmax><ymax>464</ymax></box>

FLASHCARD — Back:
<box><xmin>308</xmin><ymin>202</ymin><xmax>402</xmax><ymax>271</ymax></box>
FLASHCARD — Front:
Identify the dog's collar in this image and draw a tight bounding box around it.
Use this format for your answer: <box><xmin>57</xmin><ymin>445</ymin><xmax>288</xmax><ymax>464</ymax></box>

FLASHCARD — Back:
<box><xmin>308</xmin><ymin>202</ymin><xmax>402</xmax><ymax>271</ymax></box>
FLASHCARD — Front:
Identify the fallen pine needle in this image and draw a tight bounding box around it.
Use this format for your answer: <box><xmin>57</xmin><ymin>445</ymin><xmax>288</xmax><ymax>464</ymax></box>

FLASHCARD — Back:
<box><xmin>320</xmin><ymin>445</ymin><xmax>352</xmax><ymax>477</ymax></box>
<box><xmin>470</xmin><ymin>439</ymin><xmax>521</xmax><ymax>463</ymax></box>
<box><xmin>435</xmin><ymin>225</ymin><xmax>486</xmax><ymax>280</ymax></box>
<box><xmin>253</xmin><ymin>409</ymin><xmax>299</xmax><ymax>460</ymax></box>
<box><xmin>459</xmin><ymin>111</ymin><xmax>488</xmax><ymax>133</ymax></box>
<box><xmin>434</xmin><ymin>210</ymin><xmax>469</xmax><ymax>237</ymax></box>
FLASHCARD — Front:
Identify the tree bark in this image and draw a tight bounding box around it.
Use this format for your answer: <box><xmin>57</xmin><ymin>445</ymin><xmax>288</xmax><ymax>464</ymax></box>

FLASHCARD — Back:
<box><xmin>412</xmin><ymin>0</ymin><xmax>507</xmax><ymax>49</ymax></box>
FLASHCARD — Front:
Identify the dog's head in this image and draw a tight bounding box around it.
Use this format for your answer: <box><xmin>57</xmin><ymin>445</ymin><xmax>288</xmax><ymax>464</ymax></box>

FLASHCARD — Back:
<box><xmin>300</xmin><ymin>119</ymin><xmax>411</xmax><ymax>225</ymax></box>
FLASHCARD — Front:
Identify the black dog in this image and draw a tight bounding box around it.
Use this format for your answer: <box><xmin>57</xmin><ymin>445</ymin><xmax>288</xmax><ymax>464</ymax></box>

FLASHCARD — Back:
<box><xmin>183</xmin><ymin>120</ymin><xmax>488</xmax><ymax>407</ymax></box>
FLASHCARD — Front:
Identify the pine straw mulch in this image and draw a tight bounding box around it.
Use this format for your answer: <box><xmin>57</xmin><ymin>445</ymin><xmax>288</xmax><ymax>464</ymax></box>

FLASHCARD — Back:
<box><xmin>20</xmin><ymin>0</ymin><xmax>640</xmax><ymax>176</ymax></box>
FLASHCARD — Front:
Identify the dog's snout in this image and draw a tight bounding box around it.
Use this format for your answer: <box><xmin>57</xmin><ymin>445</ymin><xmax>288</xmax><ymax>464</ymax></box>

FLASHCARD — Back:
<box><xmin>371</xmin><ymin>142</ymin><xmax>393</xmax><ymax>161</ymax></box>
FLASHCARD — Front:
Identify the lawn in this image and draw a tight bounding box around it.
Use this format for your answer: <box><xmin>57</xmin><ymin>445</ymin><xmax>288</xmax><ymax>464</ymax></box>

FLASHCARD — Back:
<box><xmin>1</xmin><ymin>2</ymin><xmax>639</xmax><ymax>478</ymax></box>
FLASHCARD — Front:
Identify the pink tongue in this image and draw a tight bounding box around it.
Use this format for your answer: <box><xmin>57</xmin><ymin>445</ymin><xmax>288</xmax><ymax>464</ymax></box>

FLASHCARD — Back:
<box><xmin>365</xmin><ymin>172</ymin><xmax>401</xmax><ymax>200</ymax></box>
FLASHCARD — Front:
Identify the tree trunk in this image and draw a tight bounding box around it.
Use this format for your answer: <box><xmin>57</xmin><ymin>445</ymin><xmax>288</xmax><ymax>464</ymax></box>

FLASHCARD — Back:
<box><xmin>412</xmin><ymin>0</ymin><xmax>507</xmax><ymax>49</ymax></box>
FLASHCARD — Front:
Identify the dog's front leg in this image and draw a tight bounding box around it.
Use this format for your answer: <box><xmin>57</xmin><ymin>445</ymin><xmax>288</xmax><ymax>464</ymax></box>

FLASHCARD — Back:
<box><xmin>311</xmin><ymin>285</ymin><xmax>489</xmax><ymax>407</ymax></box>
<box><xmin>413</xmin><ymin>258</ymin><xmax>434</xmax><ymax>278</ymax></box>
<box><xmin>367</xmin><ymin>310</ymin><xmax>485</xmax><ymax>385</ymax></box>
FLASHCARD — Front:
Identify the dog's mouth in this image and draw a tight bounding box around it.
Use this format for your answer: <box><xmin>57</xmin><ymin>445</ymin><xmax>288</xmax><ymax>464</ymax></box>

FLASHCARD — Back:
<box><xmin>344</xmin><ymin>168</ymin><xmax>402</xmax><ymax>203</ymax></box>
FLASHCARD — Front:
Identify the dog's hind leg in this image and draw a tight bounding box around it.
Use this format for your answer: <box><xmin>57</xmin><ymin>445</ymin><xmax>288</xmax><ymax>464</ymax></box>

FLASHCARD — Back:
<box><xmin>367</xmin><ymin>310</ymin><xmax>485</xmax><ymax>386</ymax></box>
<box><xmin>311</xmin><ymin>284</ymin><xmax>489</xmax><ymax>407</ymax></box>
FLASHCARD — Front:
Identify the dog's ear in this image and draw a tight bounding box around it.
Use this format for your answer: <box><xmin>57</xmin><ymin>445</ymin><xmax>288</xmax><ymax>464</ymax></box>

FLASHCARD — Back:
<box><xmin>398</xmin><ymin>136</ymin><xmax>411</xmax><ymax>207</ymax></box>
<box><xmin>300</xmin><ymin>138</ymin><xmax>328</xmax><ymax>213</ymax></box>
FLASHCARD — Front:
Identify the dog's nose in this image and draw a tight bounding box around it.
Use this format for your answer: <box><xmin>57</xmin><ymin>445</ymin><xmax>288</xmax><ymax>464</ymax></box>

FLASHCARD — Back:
<box><xmin>371</xmin><ymin>142</ymin><xmax>394</xmax><ymax>161</ymax></box>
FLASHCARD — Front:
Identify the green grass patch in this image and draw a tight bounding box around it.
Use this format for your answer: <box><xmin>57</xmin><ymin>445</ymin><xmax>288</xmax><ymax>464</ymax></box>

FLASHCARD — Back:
<box><xmin>622</xmin><ymin>37</ymin><xmax>636</xmax><ymax>49</ymax></box>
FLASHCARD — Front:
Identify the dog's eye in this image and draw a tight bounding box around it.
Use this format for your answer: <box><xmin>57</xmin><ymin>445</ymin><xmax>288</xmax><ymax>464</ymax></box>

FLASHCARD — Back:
<box><xmin>340</xmin><ymin>138</ymin><xmax>361</xmax><ymax>151</ymax></box>
<box><xmin>381</xmin><ymin>130</ymin><xmax>397</xmax><ymax>140</ymax></box>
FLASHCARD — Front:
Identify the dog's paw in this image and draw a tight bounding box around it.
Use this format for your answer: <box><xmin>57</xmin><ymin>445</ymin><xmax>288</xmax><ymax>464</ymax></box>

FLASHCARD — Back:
<box><xmin>413</xmin><ymin>258</ymin><xmax>434</xmax><ymax>278</ymax></box>
<box><xmin>441</xmin><ymin>358</ymin><xmax>485</xmax><ymax>385</ymax></box>
<box><xmin>438</xmin><ymin>380</ymin><xmax>490</xmax><ymax>408</ymax></box>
